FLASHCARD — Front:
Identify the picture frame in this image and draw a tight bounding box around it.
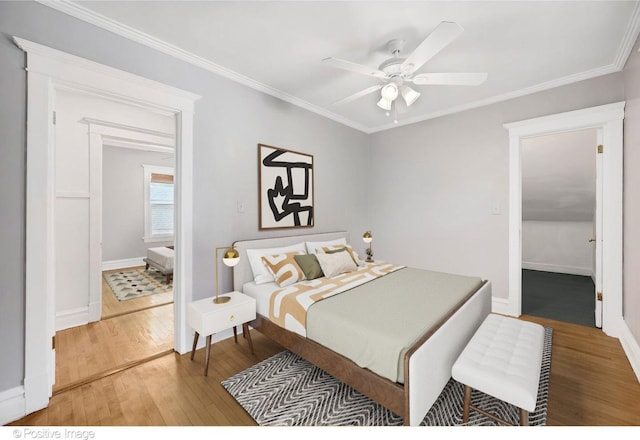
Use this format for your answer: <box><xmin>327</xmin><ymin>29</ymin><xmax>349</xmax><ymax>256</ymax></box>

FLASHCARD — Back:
<box><xmin>259</xmin><ymin>144</ymin><xmax>314</xmax><ymax>230</ymax></box>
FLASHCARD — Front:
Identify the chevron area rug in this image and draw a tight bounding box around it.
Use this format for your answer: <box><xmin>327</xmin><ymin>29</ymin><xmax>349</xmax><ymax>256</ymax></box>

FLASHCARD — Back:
<box><xmin>222</xmin><ymin>327</ymin><xmax>552</xmax><ymax>426</ymax></box>
<box><xmin>103</xmin><ymin>268</ymin><xmax>172</xmax><ymax>301</ymax></box>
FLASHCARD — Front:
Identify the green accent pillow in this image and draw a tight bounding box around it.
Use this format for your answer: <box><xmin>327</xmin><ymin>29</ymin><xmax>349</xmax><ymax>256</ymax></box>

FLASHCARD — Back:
<box><xmin>293</xmin><ymin>254</ymin><xmax>324</xmax><ymax>280</ymax></box>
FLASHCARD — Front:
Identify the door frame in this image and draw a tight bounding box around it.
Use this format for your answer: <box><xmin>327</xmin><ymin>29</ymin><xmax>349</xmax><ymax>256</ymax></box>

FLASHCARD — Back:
<box><xmin>15</xmin><ymin>37</ymin><xmax>200</xmax><ymax>414</ymax></box>
<box><xmin>503</xmin><ymin>102</ymin><xmax>625</xmax><ymax>338</ymax></box>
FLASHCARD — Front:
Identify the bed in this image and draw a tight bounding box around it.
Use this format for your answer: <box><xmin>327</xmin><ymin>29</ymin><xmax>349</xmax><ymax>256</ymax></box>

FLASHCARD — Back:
<box><xmin>232</xmin><ymin>231</ymin><xmax>491</xmax><ymax>426</ymax></box>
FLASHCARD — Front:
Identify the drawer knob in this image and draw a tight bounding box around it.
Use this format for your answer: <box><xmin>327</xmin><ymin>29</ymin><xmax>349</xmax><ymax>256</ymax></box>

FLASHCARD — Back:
<box><xmin>229</xmin><ymin>314</ymin><xmax>235</xmax><ymax>321</ymax></box>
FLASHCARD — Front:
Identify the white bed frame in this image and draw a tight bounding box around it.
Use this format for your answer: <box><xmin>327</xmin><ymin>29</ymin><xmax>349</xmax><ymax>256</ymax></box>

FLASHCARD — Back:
<box><xmin>232</xmin><ymin>231</ymin><xmax>492</xmax><ymax>425</ymax></box>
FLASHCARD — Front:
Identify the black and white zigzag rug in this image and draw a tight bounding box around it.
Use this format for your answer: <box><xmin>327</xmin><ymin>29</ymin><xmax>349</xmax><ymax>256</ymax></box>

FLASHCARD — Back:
<box><xmin>222</xmin><ymin>327</ymin><xmax>552</xmax><ymax>426</ymax></box>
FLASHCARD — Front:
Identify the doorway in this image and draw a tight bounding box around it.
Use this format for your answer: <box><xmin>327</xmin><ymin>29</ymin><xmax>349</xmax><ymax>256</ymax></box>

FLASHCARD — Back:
<box><xmin>18</xmin><ymin>37</ymin><xmax>199</xmax><ymax>415</ymax></box>
<box><xmin>503</xmin><ymin>101</ymin><xmax>624</xmax><ymax>339</ymax></box>
<box><xmin>51</xmin><ymin>89</ymin><xmax>178</xmax><ymax>393</ymax></box>
<box><xmin>520</xmin><ymin>129</ymin><xmax>597</xmax><ymax>327</ymax></box>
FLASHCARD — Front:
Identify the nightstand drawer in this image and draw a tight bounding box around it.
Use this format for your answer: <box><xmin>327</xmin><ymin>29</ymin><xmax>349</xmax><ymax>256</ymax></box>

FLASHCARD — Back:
<box><xmin>187</xmin><ymin>292</ymin><xmax>257</xmax><ymax>336</ymax></box>
<box><xmin>203</xmin><ymin>303</ymin><xmax>256</xmax><ymax>334</ymax></box>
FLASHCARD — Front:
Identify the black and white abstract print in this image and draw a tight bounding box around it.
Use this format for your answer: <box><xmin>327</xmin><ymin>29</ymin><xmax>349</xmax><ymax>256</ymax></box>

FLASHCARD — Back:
<box><xmin>259</xmin><ymin>144</ymin><xmax>314</xmax><ymax>229</ymax></box>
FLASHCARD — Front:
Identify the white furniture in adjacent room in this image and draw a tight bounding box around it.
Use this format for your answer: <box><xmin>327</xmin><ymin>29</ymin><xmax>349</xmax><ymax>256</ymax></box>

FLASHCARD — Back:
<box><xmin>452</xmin><ymin>313</ymin><xmax>545</xmax><ymax>426</ymax></box>
<box><xmin>144</xmin><ymin>246</ymin><xmax>175</xmax><ymax>284</ymax></box>
<box><xmin>187</xmin><ymin>291</ymin><xmax>256</xmax><ymax>376</ymax></box>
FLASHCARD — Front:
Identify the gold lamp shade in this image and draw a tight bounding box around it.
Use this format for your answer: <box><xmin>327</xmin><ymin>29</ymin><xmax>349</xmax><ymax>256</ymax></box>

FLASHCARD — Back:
<box><xmin>215</xmin><ymin>245</ymin><xmax>240</xmax><ymax>304</ymax></box>
<box><xmin>222</xmin><ymin>247</ymin><xmax>240</xmax><ymax>267</ymax></box>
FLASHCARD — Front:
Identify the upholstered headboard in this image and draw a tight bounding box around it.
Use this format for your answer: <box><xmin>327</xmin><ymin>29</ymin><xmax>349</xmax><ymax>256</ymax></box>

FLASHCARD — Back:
<box><xmin>232</xmin><ymin>231</ymin><xmax>350</xmax><ymax>292</ymax></box>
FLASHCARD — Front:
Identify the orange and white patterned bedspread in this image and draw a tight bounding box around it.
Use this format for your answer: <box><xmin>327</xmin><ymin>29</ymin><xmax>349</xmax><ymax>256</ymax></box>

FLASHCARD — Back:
<box><xmin>268</xmin><ymin>262</ymin><xmax>404</xmax><ymax>337</ymax></box>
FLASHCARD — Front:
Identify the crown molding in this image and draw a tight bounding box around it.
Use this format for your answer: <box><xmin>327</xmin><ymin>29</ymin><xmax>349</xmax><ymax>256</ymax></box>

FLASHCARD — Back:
<box><xmin>38</xmin><ymin>0</ymin><xmax>371</xmax><ymax>133</ymax></box>
<box><xmin>39</xmin><ymin>0</ymin><xmax>640</xmax><ymax>135</ymax></box>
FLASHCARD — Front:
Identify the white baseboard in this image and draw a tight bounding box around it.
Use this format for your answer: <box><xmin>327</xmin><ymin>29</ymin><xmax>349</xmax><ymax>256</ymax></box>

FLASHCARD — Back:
<box><xmin>522</xmin><ymin>261</ymin><xmax>592</xmax><ymax>277</ymax></box>
<box><xmin>102</xmin><ymin>257</ymin><xmax>146</xmax><ymax>271</ymax></box>
<box><xmin>491</xmin><ymin>296</ymin><xmax>516</xmax><ymax>317</ymax></box>
<box><xmin>55</xmin><ymin>306</ymin><xmax>89</xmax><ymax>331</ymax></box>
<box><xmin>619</xmin><ymin>321</ymin><xmax>640</xmax><ymax>383</ymax></box>
<box><xmin>0</xmin><ymin>386</ymin><xmax>25</xmax><ymax>425</ymax></box>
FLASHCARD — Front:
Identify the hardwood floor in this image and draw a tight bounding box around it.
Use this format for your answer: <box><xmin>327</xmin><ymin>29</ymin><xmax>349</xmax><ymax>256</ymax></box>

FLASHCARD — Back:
<box><xmin>11</xmin><ymin>315</ymin><xmax>640</xmax><ymax>426</ymax></box>
<box><xmin>52</xmin><ymin>271</ymin><xmax>175</xmax><ymax>393</ymax></box>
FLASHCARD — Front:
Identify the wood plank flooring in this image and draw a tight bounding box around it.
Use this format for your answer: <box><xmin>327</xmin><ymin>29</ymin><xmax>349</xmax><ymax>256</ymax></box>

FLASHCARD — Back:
<box><xmin>11</xmin><ymin>315</ymin><xmax>640</xmax><ymax>426</ymax></box>
<box><xmin>53</xmin><ymin>271</ymin><xmax>175</xmax><ymax>393</ymax></box>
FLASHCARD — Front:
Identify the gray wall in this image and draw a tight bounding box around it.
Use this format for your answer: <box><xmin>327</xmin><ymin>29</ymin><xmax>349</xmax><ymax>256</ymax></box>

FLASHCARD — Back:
<box><xmin>623</xmin><ymin>37</ymin><xmax>640</xmax><ymax>344</ymax></box>
<box><xmin>102</xmin><ymin>147</ymin><xmax>174</xmax><ymax>262</ymax></box>
<box><xmin>369</xmin><ymin>73</ymin><xmax>625</xmax><ymax>302</ymax></box>
<box><xmin>0</xmin><ymin>1</ymin><xmax>370</xmax><ymax>394</ymax></box>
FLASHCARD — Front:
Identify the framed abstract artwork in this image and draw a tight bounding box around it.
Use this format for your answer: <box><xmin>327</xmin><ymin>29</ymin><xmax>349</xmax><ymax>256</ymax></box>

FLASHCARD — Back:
<box><xmin>259</xmin><ymin>144</ymin><xmax>314</xmax><ymax>230</ymax></box>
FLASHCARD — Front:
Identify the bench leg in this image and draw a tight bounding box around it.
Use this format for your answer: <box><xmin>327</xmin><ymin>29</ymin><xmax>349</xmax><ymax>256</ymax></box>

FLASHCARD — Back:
<box><xmin>462</xmin><ymin>385</ymin><xmax>472</xmax><ymax>423</ymax></box>
<box><xmin>519</xmin><ymin>408</ymin><xmax>529</xmax><ymax>426</ymax></box>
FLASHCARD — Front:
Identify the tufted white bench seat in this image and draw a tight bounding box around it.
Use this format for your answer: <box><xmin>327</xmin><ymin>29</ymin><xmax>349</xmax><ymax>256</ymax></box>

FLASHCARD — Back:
<box><xmin>451</xmin><ymin>313</ymin><xmax>545</xmax><ymax>426</ymax></box>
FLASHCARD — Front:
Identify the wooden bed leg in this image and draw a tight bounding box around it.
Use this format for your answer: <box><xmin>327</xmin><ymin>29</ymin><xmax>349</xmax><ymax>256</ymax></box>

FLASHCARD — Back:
<box><xmin>463</xmin><ymin>385</ymin><xmax>472</xmax><ymax>423</ymax></box>
<box><xmin>190</xmin><ymin>332</ymin><xmax>199</xmax><ymax>361</ymax></box>
<box><xmin>233</xmin><ymin>326</ymin><xmax>238</xmax><ymax>343</ymax></box>
<box><xmin>145</xmin><ymin>263</ymin><xmax>149</xmax><ymax>270</ymax></box>
<box><xmin>519</xmin><ymin>408</ymin><xmax>529</xmax><ymax>426</ymax></box>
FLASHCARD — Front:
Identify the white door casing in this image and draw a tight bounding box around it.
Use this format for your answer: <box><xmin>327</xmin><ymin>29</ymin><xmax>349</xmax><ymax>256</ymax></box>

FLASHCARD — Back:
<box><xmin>504</xmin><ymin>101</ymin><xmax>624</xmax><ymax>338</ymax></box>
<box><xmin>594</xmin><ymin>129</ymin><xmax>604</xmax><ymax>328</ymax></box>
<box><xmin>16</xmin><ymin>36</ymin><xmax>200</xmax><ymax>415</ymax></box>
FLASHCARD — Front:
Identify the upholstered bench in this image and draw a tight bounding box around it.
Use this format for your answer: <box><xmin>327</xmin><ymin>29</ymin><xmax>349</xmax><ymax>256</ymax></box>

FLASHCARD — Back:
<box><xmin>451</xmin><ymin>313</ymin><xmax>545</xmax><ymax>426</ymax></box>
<box><xmin>143</xmin><ymin>246</ymin><xmax>174</xmax><ymax>284</ymax></box>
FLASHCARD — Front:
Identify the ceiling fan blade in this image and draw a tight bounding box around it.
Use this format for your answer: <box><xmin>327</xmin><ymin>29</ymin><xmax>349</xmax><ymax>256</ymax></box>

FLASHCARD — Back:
<box><xmin>400</xmin><ymin>21</ymin><xmax>464</xmax><ymax>73</ymax></box>
<box><xmin>411</xmin><ymin>72</ymin><xmax>488</xmax><ymax>86</ymax></box>
<box><xmin>331</xmin><ymin>84</ymin><xmax>383</xmax><ymax>106</ymax></box>
<box><xmin>322</xmin><ymin>57</ymin><xmax>387</xmax><ymax>79</ymax></box>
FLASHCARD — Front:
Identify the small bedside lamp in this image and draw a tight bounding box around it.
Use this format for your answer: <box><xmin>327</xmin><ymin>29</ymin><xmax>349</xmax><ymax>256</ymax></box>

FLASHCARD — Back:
<box><xmin>362</xmin><ymin>231</ymin><xmax>373</xmax><ymax>263</ymax></box>
<box><xmin>214</xmin><ymin>245</ymin><xmax>240</xmax><ymax>304</ymax></box>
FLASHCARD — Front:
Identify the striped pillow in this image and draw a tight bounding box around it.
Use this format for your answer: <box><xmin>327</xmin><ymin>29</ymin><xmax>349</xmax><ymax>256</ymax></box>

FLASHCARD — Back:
<box><xmin>261</xmin><ymin>251</ymin><xmax>306</xmax><ymax>287</ymax></box>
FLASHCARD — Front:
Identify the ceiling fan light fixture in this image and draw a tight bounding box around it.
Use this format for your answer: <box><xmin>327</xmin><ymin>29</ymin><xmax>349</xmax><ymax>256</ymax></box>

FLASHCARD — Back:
<box><xmin>380</xmin><ymin>83</ymin><xmax>398</xmax><ymax>100</ymax></box>
<box><xmin>377</xmin><ymin>97</ymin><xmax>392</xmax><ymax>110</ymax></box>
<box><xmin>401</xmin><ymin>86</ymin><xmax>421</xmax><ymax>106</ymax></box>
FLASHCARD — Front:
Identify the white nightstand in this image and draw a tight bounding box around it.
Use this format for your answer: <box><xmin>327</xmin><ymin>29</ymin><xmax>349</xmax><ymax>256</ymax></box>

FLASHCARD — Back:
<box><xmin>187</xmin><ymin>291</ymin><xmax>256</xmax><ymax>376</ymax></box>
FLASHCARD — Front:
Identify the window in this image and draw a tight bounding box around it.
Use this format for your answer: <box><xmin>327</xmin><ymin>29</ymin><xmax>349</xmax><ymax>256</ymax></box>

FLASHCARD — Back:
<box><xmin>143</xmin><ymin>165</ymin><xmax>174</xmax><ymax>242</ymax></box>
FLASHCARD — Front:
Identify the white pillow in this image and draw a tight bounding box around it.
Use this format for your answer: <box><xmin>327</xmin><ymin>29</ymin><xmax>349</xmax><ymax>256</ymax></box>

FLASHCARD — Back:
<box><xmin>315</xmin><ymin>250</ymin><xmax>357</xmax><ymax>278</ymax></box>
<box><xmin>247</xmin><ymin>242</ymin><xmax>307</xmax><ymax>285</ymax></box>
<box><xmin>305</xmin><ymin>237</ymin><xmax>347</xmax><ymax>254</ymax></box>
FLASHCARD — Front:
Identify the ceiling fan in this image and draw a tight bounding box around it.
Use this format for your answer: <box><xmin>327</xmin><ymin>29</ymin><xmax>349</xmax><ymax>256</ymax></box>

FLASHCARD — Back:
<box><xmin>322</xmin><ymin>21</ymin><xmax>487</xmax><ymax>120</ymax></box>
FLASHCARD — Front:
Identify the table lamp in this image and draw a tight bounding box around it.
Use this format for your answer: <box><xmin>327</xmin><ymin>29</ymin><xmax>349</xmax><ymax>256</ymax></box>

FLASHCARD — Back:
<box><xmin>362</xmin><ymin>231</ymin><xmax>373</xmax><ymax>263</ymax></box>
<box><xmin>214</xmin><ymin>245</ymin><xmax>240</xmax><ymax>304</ymax></box>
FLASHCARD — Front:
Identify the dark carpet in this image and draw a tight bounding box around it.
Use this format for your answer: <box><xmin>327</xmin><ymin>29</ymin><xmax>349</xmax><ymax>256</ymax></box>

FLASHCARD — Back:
<box><xmin>522</xmin><ymin>269</ymin><xmax>595</xmax><ymax>327</ymax></box>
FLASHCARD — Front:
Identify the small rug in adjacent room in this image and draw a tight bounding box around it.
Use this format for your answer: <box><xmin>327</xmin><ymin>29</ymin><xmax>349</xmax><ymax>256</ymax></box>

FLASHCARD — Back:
<box><xmin>103</xmin><ymin>268</ymin><xmax>172</xmax><ymax>301</ymax></box>
<box><xmin>222</xmin><ymin>327</ymin><xmax>552</xmax><ymax>426</ymax></box>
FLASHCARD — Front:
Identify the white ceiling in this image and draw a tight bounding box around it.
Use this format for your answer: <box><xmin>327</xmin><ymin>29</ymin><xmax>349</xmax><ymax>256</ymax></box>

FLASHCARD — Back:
<box><xmin>46</xmin><ymin>1</ymin><xmax>640</xmax><ymax>133</ymax></box>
